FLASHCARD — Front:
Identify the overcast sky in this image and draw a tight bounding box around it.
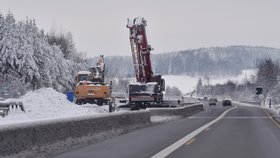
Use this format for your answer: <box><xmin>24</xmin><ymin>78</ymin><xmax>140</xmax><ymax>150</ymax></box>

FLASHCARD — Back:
<box><xmin>1</xmin><ymin>0</ymin><xmax>280</xmax><ymax>57</ymax></box>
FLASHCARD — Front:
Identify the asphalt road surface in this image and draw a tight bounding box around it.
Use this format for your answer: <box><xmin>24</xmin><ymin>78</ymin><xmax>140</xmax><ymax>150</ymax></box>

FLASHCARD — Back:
<box><xmin>167</xmin><ymin>104</ymin><xmax>280</xmax><ymax>158</ymax></box>
<box><xmin>52</xmin><ymin>102</ymin><xmax>280</xmax><ymax>158</ymax></box>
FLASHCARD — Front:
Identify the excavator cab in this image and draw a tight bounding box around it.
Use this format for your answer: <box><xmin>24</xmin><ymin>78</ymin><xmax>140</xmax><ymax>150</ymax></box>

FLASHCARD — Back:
<box><xmin>75</xmin><ymin>71</ymin><xmax>91</xmax><ymax>85</ymax></box>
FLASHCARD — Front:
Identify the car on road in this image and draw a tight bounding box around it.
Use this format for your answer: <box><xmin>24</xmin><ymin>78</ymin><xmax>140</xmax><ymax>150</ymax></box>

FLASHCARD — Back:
<box><xmin>209</xmin><ymin>98</ymin><xmax>217</xmax><ymax>106</ymax></box>
<box><xmin>222</xmin><ymin>99</ymin><xmax>232</xmax><ymax>106</ymax></box>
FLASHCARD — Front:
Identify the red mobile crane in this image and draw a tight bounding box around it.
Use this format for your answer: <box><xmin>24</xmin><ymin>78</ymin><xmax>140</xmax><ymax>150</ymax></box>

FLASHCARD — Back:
<box><xmin>126</xmin><ymin>17</ymin><xmax>165</xmax><ymax>110</ymax></box>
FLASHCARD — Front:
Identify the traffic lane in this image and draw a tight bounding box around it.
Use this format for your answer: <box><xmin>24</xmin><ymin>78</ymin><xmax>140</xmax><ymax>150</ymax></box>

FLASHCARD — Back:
<box><xmin>226</xmin><ymin>104</ymin><xmax>267</xmax><ymax>117</ymax></box>
<box><xmin>203</xmin><ymin>101</ymin><xmax>231</xmax><ymax>112</ymax></box>
<box><xmin>167</xmin><ymin>105</ymin><xmax>280</xmax><ymax>158</ymax></box>
<box><xmin>206</xmin><ymin>101</ymin><xmax>224</xmax><ymax>108</ymax></box>
<box><xmin>52</xmin><ymin>107</ymin><xmax>227</xmax><ymax>158</ymax></box>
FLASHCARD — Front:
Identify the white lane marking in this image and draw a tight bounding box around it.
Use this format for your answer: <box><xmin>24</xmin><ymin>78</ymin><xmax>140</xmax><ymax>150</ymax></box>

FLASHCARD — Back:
<box><xmin>151</xmin><ymin>105</ymin><xmax>237</xmax><ymax>158</ymax></box>
<box><xmin>189</xmin><ymin>116</ymin><xmax>269</xmax><ymax>119</ymax></box>
<box><xmin>224</xmin><ymin>117</ymin><xmax>269</xmax><ymax>119</ymax></box>
<box><xmin>189</xmin><ymin>117</ymin><xmax>217</xmax><ymax>118</ymax></box>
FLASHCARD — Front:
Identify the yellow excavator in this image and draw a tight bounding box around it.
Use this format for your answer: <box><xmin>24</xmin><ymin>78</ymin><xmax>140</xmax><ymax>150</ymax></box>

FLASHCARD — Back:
<box><xmin>74</xmin><ymin>55</ymin><xmax>112</xmax><ymax>105</ymax></box>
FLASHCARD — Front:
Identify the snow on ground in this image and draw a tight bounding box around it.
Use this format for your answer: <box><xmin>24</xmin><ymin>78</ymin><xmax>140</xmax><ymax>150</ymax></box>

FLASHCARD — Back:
<box><xmin>236</xmin><ymin>101</ymin><xmax>280</xmax><ymax>119</ymax></box>
<box><xmin>0</xmin><ymin>88</ymin><xmax>110</xmax><ymax>126</ymax></box>
<box><xmin>211</xmin><ymin>69</ymin><xmax>257</xmax><ymax>85</ymax></box>
<box><xmin>263</xmin><ymin>101</ymin><xmax>280</xmax><ymax>118</ymax></box>
<box><xmin>233</xmin><ymin>101</ymin><xmax>261</xmax><ymax>108</ymax></box>
<box><xmin>163</xmin><ymin>69</ymin><xmax>257</xmax><ymax>94</ymax></box>
<box><xmin>270</xmin><ymin>105</ymin><xmax>280</xmax><ymax>118</ymax></box>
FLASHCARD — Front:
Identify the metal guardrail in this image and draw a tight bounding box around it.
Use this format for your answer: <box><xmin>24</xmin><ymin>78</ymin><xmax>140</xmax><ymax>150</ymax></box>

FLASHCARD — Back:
<box><xmin>0</xmin><ymin>102</ymin><xmax>25</xmax><ymax>117</ymax></box>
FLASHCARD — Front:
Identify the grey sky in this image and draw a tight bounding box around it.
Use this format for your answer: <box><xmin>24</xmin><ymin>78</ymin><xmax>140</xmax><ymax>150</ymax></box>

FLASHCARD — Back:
<box><xmin>1</xmin><ymin>0</ymin><xmax>280</xmax><ymax>57</ymax></box>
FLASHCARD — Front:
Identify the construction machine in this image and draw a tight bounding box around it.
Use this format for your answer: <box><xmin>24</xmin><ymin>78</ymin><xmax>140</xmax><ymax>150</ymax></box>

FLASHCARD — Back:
<box><xmin>75</xmin><ymin>55</ymin><xmax>112</xmax><ymax>105</ymax></box>
<box><xmin>126</xmin><ymin>17</ymin><xmax>165</xmax><ymax>110</ymax></box>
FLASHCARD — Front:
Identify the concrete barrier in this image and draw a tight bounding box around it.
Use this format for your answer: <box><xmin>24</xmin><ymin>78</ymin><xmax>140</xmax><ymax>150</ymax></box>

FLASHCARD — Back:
<box><xmin>149</xmin><ymin>104</ymin><xmax>204</xmax><ymax>117</ymax></box>
<box><xmin>0</xmin><ymin>111</ymin><xmax>150</xmax><ymax>157</ymax></box>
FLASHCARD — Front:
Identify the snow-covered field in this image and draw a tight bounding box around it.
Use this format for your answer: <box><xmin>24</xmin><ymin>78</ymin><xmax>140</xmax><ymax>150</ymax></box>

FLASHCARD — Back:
<box><xmin>163</xmin><ymin>69</ymin><xmax>256</xmax><ymax>94</ymax></box>
<box><xmin>0</xmin><ymin>88</ymin><xmax>110</xmax><ymax>126</ymax></box>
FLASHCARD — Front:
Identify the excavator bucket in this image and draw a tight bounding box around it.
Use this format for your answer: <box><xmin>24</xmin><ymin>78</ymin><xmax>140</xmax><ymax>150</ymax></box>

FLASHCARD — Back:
<box><xmin>0</xmin><ymin>102</ymin><xmax>25</xmax><ymax>117</ymax></box>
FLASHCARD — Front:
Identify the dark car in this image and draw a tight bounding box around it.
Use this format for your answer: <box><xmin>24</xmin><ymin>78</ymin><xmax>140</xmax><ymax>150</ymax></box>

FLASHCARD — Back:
<box><xmin>222</xmin><ymin>99</ymin><xmax>232</xmax><ymax>106</ymax></box>
<box><xmin>209</xmin><ymin>98</ymin><xmax>217</xmax><ymax>106</ymax></box>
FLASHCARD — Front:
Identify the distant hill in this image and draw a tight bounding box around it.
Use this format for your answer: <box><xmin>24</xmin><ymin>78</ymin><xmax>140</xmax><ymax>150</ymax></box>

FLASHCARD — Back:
<box><xmin>87</xmin><ymin>46</ymin><xmax>280</xmax><ymax>77</ymax></box>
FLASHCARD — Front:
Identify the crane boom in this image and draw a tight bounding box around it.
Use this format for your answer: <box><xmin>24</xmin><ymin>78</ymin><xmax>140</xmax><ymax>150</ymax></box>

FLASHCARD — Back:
<box><xmin>127</xmin><ymin>17</ymin><xmax>153</xmax><ymax>83</ymax></box>
<box><xmin>126</xmin><ymin>17</ymin><xmax>165</xmax><ymax>110</ymax></box>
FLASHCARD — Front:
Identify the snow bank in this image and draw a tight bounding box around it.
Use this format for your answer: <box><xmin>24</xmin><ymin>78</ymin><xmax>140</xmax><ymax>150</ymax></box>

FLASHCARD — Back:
<box><xmin>0</xmin><ymin>88</ymin><xmax>109</xmax><ymax>126</ymax></box>
<box><xmin>269</xmin><ymin>105</ymin><xmax>280</xmax><ymax>118</ymax></box>
<box><xmin>233</xmin><ymin>101</ymin><xmax>261</xmax><ymax>108</ymax></box>
<box><xmin>263</xmin><ymin>101</ymin><xmax>280</xmax><ymax>119</ymax></box>
<box><xmin>236</xmin><ymin>101</ymin><xmax>280</xmax><ymax>121</ymax></box>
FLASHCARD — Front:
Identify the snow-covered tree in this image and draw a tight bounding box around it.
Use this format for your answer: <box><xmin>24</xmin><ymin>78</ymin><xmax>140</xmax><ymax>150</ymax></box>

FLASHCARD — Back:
<box><xmin>47</xmin><ymin>30</ymin><xmax>78</xmax><ymax>60</ymax></box>
<box><xmin>0</xmin><ymin>12</ymin><xmax>86</xmax><ymax>98</ymax></box>
<box><xmin>256</xmin><ymin>58</ymin><xmax>279</xmax><ymax>93</ymax></box>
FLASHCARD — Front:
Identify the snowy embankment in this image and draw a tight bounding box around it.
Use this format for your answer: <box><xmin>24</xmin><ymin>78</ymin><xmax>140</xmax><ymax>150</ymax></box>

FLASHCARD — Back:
<box><xmin>0</xmin><ymin>88</ymin><xmax>203</xmax><ymax>126</ymax></box>
<box><xmin>233</xmin><ymin>101</ymin><xmax>261</xmax><ymax>108</ymax></box>
<box><xmin>263</xmin><ymin>103</ymin><xmax>280</xmax><ymax>122</ymax></box>
<box><xmin>0</xmin><ymin>88</ymin><xmax>109</xmax><ymax>126</ymax></box>
<box><xmin>235</xmin><ymin>101</ymin><xmax>280</xmax><ymax>123</ymax></box>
